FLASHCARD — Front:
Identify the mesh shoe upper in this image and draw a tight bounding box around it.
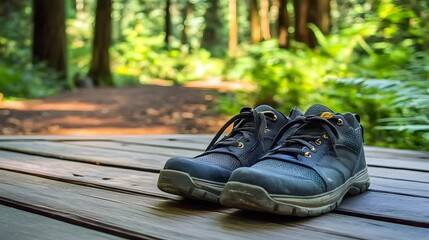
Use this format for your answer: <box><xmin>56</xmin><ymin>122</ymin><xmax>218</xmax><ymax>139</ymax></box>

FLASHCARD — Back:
<box><xmin>228</xmin><ymin>104</ymin><xmax>367</xmax><ymax>196</ymax></box>
<box><xmin>163</xmin><ymin>105</ymin><xmax>302</xmax><ymax>183</ymax></box>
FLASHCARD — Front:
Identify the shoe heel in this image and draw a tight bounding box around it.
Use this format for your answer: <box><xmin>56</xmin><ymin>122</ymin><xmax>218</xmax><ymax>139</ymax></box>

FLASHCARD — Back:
<box><xmin>158</xmin><ymin>170</ymin><xmax>222</xmax><ymax>203</ymax></box>
<box><xmin>347</xmin><ymin>169</ymin><xmax>370</xmax><ymax>196</ymax></box>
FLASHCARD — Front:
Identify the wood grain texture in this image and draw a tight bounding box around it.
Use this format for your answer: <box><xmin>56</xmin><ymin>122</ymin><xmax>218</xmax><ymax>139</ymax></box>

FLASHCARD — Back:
<box><xmin>1</xmin><ymin>135</ymin><xmax>428</xmax><ymax>239</ymax></box>
<box><xmin>1</xmin><ymin>139</ymin><xmax>427</xmax><ymax>173</ymax></box>
<box><xmin>1</xmin><ymin>170</ymin><xmax>428</xmax><ymax>240</ymax></box>
<box><xmin>63</xmin><ymin>140</ymin><xmax>200</xmax><ymax>158</ymax></box>
<box><xmin>0</xmin><ymin>141</ymin><xmax>168</xmax><ymax>171</ymax></box>
<box><xmin>337</xmin><ymin>191</ymin><xmax>429</xmax><ymax>227</ymax></box>
<box><xmin>0</xmin><ymin>149</ymin><xmax>427</xmax><ymax>199</ymax></box>
<box><xmin>0</xmin><ymin>150</ymin><xmax>170</xmax><ymax>198</ymax></box>
<box><xmin>368</xmin><ymin>167</ymin><xmax>429</xmax><ymax>183</ymax></box>
<box><xmin>0</xmin><ymin>205</ymin><xmax>121</xmax><ymax>240</ymax></box>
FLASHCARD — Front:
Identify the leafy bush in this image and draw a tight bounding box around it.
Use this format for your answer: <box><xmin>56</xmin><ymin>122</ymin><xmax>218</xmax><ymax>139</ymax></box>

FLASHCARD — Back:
<box><xmin>330</xmin><ymin>51</ymin><xmax>429</xmax><ymax>149</ymax></box>
<box><xmin>224</xmin><ymin>40</ymin><xmax>331</xmax><ymax>109</ymax></box>
<box><xmin>0</xmin><ymin>63</ymin><xmax>62</xmax><ymax>99</ymax></box>
<box><xmin>112</xmin><ymin>34</ymin><xmax>224</xmax><ymax>86</ymax></box>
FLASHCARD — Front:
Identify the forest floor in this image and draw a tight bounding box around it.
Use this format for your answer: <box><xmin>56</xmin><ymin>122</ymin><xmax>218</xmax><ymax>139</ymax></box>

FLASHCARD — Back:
<box><xmin>0</xmin><ymin>78</ymin><xmax>251</xmax><ymax>135</ymax></box>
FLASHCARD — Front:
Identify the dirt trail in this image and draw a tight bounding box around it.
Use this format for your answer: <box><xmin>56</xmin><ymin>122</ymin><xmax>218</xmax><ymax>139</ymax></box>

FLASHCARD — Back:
<box><xmin>0</xmin><ymin>84</ymin><xmax>231</xmax><ymax>135</ymax></box>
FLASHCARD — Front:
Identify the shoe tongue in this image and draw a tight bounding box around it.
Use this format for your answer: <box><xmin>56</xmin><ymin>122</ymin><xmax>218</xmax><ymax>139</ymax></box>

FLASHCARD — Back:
<box><xmin>254</xmin><ymin>105</ymin><xmax>275</xmax><ymax>112</ymax></box>
<box><xmin>304</xmin><ymin>104</ymin><xmax>334</xmax><ymax>117</ymax></box>
<box><xmin>238</xmin><ymin>105</ymin><xmax>275</xmax><ymax>128</ymax></box>
<box><xmin>289</xmin><ymin>108</ymin><xmax>303</xmax><ymax>119</ymax></box>
<box><xmin>276</xmin><ymin>105</ymin><xmax>334</xmax><ymax>159</ymax></box>
<box><xmin>290</xmin><ymin>104</ymin><xmax>333</xmax><ymax>148</ymax></box>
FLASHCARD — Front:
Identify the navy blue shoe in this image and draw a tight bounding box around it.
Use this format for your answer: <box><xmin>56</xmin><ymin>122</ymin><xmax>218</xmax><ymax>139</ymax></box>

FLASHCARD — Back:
<box><xmin>157</xmin><ymin>105</ymin><xmax>302</xmax><ymax>203</ymax></box>
<box><xmin>220</xmin><ymin>104</ymin><xmax>370</xmax><ymax>216</ymax></box>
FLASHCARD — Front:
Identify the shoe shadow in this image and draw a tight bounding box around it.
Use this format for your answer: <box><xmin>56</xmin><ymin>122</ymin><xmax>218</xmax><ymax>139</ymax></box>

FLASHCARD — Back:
<box><xmin>218</xmin><ymin>209</ymin><xmax>305</xmax><ymax>231</ymax></box>
<box><xmin>153</xmin><ymin>198</ymin><xmax>227</xmax><ymax>216</ymax></box>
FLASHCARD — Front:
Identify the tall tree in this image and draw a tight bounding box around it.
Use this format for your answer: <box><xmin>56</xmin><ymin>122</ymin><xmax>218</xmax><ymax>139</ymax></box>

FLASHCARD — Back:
<box><xmin>278</xmin><ymin>0</ymin><xmax>289</xmax><ymax>48</ymax></box>
<box><xmin>249</xmin><ymin>0</ymin><xmax>261</xmax><ymax>44</ymax></box>
<box><xmin>165</xmin><ymin>0</ymin><xmax>172</xmax><ymax>49</ymax></box>
<box><xmin>229</xmin><ymin>0</ymin><xmax>238</xmax><ymax>55</ymax></box>
<box><xmin>201</xmin><ymin>0</ymin><xmax>222</xmax><ymax>56</ymax></box>
<box><xmin>260</xmin><ymin>0</ymin><xmax>271</xmax><ymax>41</ymax></box>
<box><xmin>32</xmin><ymin>0</ymin><xmax>67</xmax><ymax>79</ymax></box>
<box><xmin>294</xmin><ymin>0</ymin><xmax>330</xmax><ymax>48</ymax></box>
<box><xmin>88</xmin><ymin>0</ymin><xmax>113</xmax><ymax>86</ymax></box>
<box><xmin>312</xmin><ymin>0</ymin><xmax>330</xmax><ymax>33</ymax></box>
<box><xmin>294</xmin><ymin>0</ymin><xmax>311</xmax><ymax>46</ymax></box>
<box><xmin>181</xmin><ymin>2</ymin><xmax>194</xmax><ymax>47</ymax></box>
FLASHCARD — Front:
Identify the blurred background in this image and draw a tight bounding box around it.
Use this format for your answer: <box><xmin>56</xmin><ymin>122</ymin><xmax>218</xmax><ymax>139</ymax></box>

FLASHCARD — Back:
<box><xmin>0</xmin><ymin>0</ymin><xmax>427</xmax><ymax>150</ymax></box>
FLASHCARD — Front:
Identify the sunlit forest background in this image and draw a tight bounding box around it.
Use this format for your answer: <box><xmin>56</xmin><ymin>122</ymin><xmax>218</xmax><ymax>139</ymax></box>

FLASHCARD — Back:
<box><xmin>0</xmin><ymin>0</ymin><xmax>428</xmax><ymax>150</ymax></box>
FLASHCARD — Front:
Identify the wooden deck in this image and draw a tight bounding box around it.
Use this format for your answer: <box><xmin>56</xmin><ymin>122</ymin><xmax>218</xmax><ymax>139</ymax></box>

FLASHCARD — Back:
<box><xmin>0</xmin><ymin>135</ymin><xmax>428</xmax><ymax>240</ymax></box>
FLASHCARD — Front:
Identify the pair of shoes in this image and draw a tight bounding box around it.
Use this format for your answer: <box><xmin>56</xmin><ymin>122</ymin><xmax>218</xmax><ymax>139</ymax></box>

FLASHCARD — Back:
<box><xmin>157</xmin><ymin>104</ymin><xmax>370</xmax><ymax>217</ymax></box>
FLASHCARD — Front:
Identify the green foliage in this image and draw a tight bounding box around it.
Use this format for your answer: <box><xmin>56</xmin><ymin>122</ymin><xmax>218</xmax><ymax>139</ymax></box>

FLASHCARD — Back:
<box><xmin>331</xmin><ymin>51</ymin><xmax>429</xmax><ymax>149</ymax></box>
<box><xmin>112</xmin><ymin>34</ymin><xmax>223</xmax><ymax>86</ymax></box>
<box><xmin>0</xmin><ymin>63</ymin><xmax>62</xmax><ymax>99</ymax></box>
<box><xmin>222</xmin><ymin>0</ymin><xmax>429</xmax><ymax>150</ymax></box>
<box><xmin>225</xmin><ymin>40</ymin><xmax>329</xmax><ymax>109</ymax></box>
<box><xmin>0</xmin><ymin>0</ymin><xmax>63</xmax><ymax>99</ymax></box>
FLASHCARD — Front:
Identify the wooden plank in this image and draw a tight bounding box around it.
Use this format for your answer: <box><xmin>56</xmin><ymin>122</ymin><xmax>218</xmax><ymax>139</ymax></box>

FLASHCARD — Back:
<box><xmin>0</xmin><ymin>141</ymin><xmax>168</xmax><ymax>171</ymax></box>
<box><xmin>337</xmin><ymin>191</ymin><xmax>429</xmax><ymax>227</ymax></box>
<box><xmin>366</xmin><ymin>159</ymin><xmax>429</xmax><ymax>172</ymax></box>
<box><xmin>119</xmin><ymin>139</ymin><xmax>209</xmax><ymax>151</ymax></box>
<box><xmin>369</xmin><ymin>177</ymin><xmax>429</xmax><ymax>198</ymax></box>
<box><xmin>0</xmin><ymin>137</ymin><xmax>429</xmax><ymax>172</ymax></box>
<box><xmin>1</xmin><ymin>170</ymin><xmax>427</xmax><ymax>240</ymax></box>
<box><xmin>0</xmin><ymin>151</ymin><xmax>170</xmax><ymax>198</ymax></box>
<box><xmin>0</xmin><ymin>134</ymin><xmax>212</xmax><ymax>142</ymax></box>
<box><xmin>0</xmin><ymin>149</ymin><xmax>427</xmax><ymax>199</ymax></box>
<box><xmin>62</xmin><ymin>141</ymin><xmax>429</xmax><ymax>183</ymax></box>
<box><xmin>0</xmin><ymin>205</ymin><xmax>121</xmax><ymax>240</ymax></box>
<box><xmin>368</xmin><ymin>167</ymin><xmax>429</xmax><ymax>183</ymax></box>
<box><xmin>1</xmin><ymin>138</ymin><xmax>428</xmax><ymax>171</ymax></box>
<box><xmin>63</xmin><ymin>140</ymin><xmax>200</xmax><ymax>158</ymax></box>
<box><xmin>365</xmin><ymin>146</ymin><xmax>429</xmax><ymax>160</ymax></box>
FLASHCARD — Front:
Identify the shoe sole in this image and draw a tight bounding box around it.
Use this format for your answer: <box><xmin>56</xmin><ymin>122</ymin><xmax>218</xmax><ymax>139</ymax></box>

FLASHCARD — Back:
<box><xmin>220</xmin><ymin>168</ymin><xmax>370</xmax><ymax>217</ymax></box>
<box><xmin>157</xmin><ymin>169</ymin><xmax>224</xmax><ymax>204</ymax></box>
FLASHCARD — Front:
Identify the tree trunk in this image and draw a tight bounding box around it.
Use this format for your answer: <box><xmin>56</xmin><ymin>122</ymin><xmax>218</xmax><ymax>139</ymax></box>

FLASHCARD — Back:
<box><xmin>88</xmin><ymin>0</ymin><xmax>113</xmax><ymax>86</ymax></box>
<box><xmin>229</xmin><ymin>0</ymin><xmax>238</xmax><ymax>55</ymax></box>
<box><xmin>270</xmin><ymin>0</ymin><xmax>280</xmax><ymax>39</ymax></box>
<box><xmin>278</xmin><ymin>0</ymin><xmax>289</xmax><ymax>48</ymax></box>
<box><xmin>249</xmin><ymin>0</ymin><xmax>261</xmax><ymax>44</ymax></box>
<box><xmin>164</xmin><ymin>0</ymin><xmax>172</xmax><ymax>49</ymax></box>
<box><xmin>181</xmin><ymin>2</ymin><xmax>194</xmax><ymax>47</ymax></box>
<box><xmin>260</xmin><ymin>0</ymin><xmax>270</xmax><ymax>41</ymax></box>
<box><xmin>294</xmin><ymin>0</ymin><xmax>330</xmax><ymax>48</ymax></box>
<box><xmin>201</xmin><ymin>0</ymin><xmax>221</xmax><ymax>56</ymax></box>
<box><xmin>32</xmin><ymin>0</ymin><xmax>67</xmax><ymax>79</ymax></box>
<box><xmin>294</xmin><ymin>0</ymin><xmax>311</xmax><ymax>46</ymax></box>
<box><xmin>314</xmin><ymin>0</ymin><xmax>330</xmax><ymax>35</ymax></box>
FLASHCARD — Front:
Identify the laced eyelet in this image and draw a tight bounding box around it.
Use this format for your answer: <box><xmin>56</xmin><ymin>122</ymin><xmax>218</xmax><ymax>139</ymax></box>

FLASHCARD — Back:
<box><xmin>304</xmin><ymin>152</ymin><xmax>312</xmax><ymax>158</ymax></box>
<box><xmin>337</xmin><ymin>118</ymin><xmax>343</xmax><ymax>126</ymax></box>
<box><xmin>322</xmin><ymin>133</ymin><xmax>329</xmax><ymax>139</ymax></box>
<box><xmin>237</xmin><ymin>142</ymin><xmax>244</xmax><ymax>148</ymax></box>
<box><xmin>315</xmin><ymin>139</ymin><xmax>322</xmax><ymax>146</ymax></box>
<box><xmin>310</xmin><ymin>147</ymin><xmax>317</xmax><ymax>153</ymax></box>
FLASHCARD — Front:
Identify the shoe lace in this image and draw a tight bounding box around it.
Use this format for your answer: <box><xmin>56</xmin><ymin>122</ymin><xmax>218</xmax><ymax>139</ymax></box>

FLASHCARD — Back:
<box><xmin>271</xmin><ymin>115</ymin><xmax>340</xmax><ymax>157</ymax></box>
<box><xmin>205</xmin><ymin>108</ymin><xmax>277</xmax><ymax>152</ymax></box>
